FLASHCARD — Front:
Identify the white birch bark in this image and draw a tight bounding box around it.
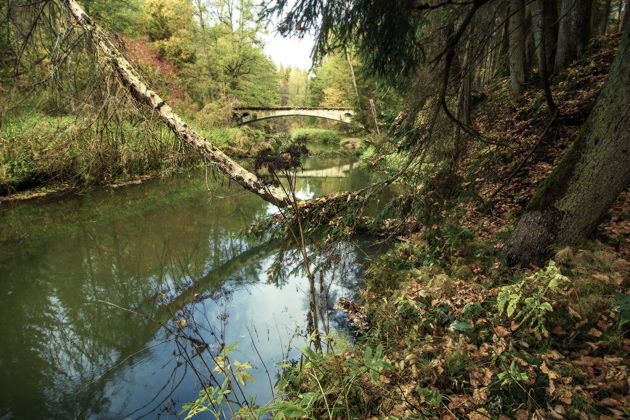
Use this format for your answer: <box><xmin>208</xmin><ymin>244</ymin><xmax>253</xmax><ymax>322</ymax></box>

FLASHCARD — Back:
<box><xmin>60</xmin><ymin>0</ymin><xmax>289</xmax><ymax>207</ymax></box>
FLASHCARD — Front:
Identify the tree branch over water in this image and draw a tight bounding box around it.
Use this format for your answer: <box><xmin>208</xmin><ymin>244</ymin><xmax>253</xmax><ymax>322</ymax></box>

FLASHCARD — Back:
<box><xmin>58</xmin><ymin>0</ymin><xmax>290</xmax><ymax>207</ymax></box>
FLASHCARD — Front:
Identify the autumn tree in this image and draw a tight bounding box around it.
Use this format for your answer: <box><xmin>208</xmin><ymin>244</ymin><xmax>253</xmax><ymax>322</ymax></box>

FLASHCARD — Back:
<box><xmin>142</xmin><ymin>0</ymin><xmax>196</xmax><ymax>66</ymax></box>
<box><xmin>309</xmin><ymin>54</ymin><xmax>355</xmax><ymax>108</ymax></box>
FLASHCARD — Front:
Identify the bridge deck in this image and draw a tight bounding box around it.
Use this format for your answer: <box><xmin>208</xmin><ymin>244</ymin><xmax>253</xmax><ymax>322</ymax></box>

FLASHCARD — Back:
<box><xmin>234</xmin><ymin>106</ymin><xmax>353</xmax><ymax>111</ymax></box>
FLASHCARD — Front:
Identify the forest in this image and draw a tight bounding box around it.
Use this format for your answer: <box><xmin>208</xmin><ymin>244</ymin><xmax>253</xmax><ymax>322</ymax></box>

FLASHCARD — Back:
<box><xmin>0</xmin><ymin>0</ymin><xmax>629</xmax><ymax>419</ymax></box>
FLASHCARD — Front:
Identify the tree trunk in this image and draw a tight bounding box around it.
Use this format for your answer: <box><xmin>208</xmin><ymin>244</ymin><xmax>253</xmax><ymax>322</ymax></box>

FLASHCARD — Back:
<box><xmin>577</xmin><ymin>0</ymin><xmax>594</xmax><ymax>53</ymax></box>
<box><xmin>451</xmin><ymin>41</ymin><xmax>472</xmax><ymax>172</ymax></box>
<box><xmin>59</xmin><ymin>0</ymin><xmax>289</xmax><ymax>207</ymax></box>
<box><xmin>505</xmin><ymin>26</ymin><xmax>630</xmax><ymax>266</ymax></box>
<box><xmin>598</xmin><ymin>0</ymin><xmax>613</xmax><ymax>34</ymax></box>
<box><xmin>623</xmin><ymin>0</ymin><xmax>630</xmax><ymax>29</ymax></box>
<box><xmin>555</xmin><ymin>0</ymin><xmax>593</xmax><ymax>72</ymax></box>
<box><xmin>509</xmin><ymin>0</ymin><xmax>527</xmax><ymax>96</ymax></box>
<box><xmin>524</xmin><ymin>6</ymin><xmax>536</xmax><ymax>71</ymax></box>
<box><xmin>494</xmin><ymin>6</ymin><xmax>511</xmax><ymax>79</ymax></box>
<box><xmin>591</xmin><ymin>0</ymin><xmax>613</xmax><ymax>35</ymax></box>
<box><xmin>532</xmin><ymin>0</ymin><xmax>558</xmax><ymax>72</ymax></box>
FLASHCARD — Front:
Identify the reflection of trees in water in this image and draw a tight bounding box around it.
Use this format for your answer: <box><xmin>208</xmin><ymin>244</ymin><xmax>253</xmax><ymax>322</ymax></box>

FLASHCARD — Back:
<box><xmin>0</xmin><ymin>176</ymin><xmax>270</xmax><ymax>418</ymax></box>
<box><xmin>264</xmin><ymin>240</ymin><xmax>367</xmax><ymax>348</ymax></box>
<box><xmin>0</xmin><ymin>161</ymin><xmax>376</xmax><ymax>418</ymax></box>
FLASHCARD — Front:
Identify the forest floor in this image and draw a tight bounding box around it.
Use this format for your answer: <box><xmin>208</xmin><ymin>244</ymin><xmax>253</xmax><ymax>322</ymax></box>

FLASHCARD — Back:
<box><xmin>272</xmin><ymin>34</ymin><xmax>630</xmax><ymax>419</ymax></box>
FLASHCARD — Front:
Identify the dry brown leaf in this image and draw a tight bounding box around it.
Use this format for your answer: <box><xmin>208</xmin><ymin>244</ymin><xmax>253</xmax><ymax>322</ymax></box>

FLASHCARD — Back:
<box><xmin>599</xmin><ymin>398</ymin><xmax>620</xmax><ymax>407</ymax></box>
<box><xmin>467</xmin><ymin>408</ymin><xmax>490</xmax><ymax>420</ymax></box>
<box><xmin>592</xmin><ymin>273</ymin><xmax>611</xmax><ymax>282</ymax></box>
<box><xmin>494</xmin><ymin>326</ymin><xmax>511</xmax><ymax>337</ymax></box>
<box><xmin>559</xmin><ymin>388</ymin><xmax>573</xmax><ymax>405</ymax></box>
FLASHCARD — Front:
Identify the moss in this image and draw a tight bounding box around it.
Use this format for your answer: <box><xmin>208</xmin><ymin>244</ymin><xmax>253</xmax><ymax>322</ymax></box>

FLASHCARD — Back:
<box><xmin>444</xmin><ymin>351</ymin><xmax>468</xmax><ymax>376</ymax></box>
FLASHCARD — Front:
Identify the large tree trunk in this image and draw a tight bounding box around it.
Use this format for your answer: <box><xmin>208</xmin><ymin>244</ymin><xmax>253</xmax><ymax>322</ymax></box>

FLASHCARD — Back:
<box><xmin>59</xmin><ymin>0</ymin><xmax>289</xmax><ymax>207</ymax></box>
<box><xmin>508</xmin><ymin>0</ymin><xmax>527</xmax><ymax>96</ymax></box>
<box><xmin>506</xmin><ymin>26</ymin><xmax>630</xmax><ymax>266</ymax></box>
<box><xmin>555</xmin><ymin>0</ymin><xmax>593</xmax><ymax>72</ymax></box>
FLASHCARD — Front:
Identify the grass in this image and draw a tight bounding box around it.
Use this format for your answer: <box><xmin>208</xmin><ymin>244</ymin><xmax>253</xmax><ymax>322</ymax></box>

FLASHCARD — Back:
<box><xmin>0</xmin><ymin>111</ymin><xmax>272</xmax><ymax>196</ymax></box>
<box><xmin>290</xmin><ymin>128</ymin><xmax>342</xmax><ymax>145</ymax></box>
<box><xmin>0</xmin><ymin>111</ymin><xmax>200</xmax><ymax>195</ymax></box>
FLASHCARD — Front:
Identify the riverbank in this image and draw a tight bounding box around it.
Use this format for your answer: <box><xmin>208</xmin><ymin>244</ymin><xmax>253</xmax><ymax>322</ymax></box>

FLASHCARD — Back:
<box><xmin>0</xmin><ymin>113</ymin><xmax>363</xmax><ymax>202</ymax></box>
<box><xmin>0</xmin><ymin>109</ymin><xmax>274</xmax><ymax>198</ymax></box>
<box><xmin>264</xmin><ymin>34</ymin><xmax>630</xmax><ymax>419</ymax></box>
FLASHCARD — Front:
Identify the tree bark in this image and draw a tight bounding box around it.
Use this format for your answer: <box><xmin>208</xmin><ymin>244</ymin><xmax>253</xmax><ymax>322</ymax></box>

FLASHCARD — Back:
<box><xmin>555</xmin><ymin>0</ymin><xmax>593</xmax><ymax>73</ymax></box>
<box><xmin>59</xmin><ymin>0</ymin><xmax>289</xmax><ymax>207</ymax></box>
<box><xmin>591</xmin><ymin>0</ymin><xmax>612</xmax><ymax>35</ymax></box>
<box><xmin>508</xmin><ymin>0</ymin><xmax>527</xmax><ymax>96</ymax></box>
<box><xmin>533</xmin><ymin>0</ymin><xmax>558</xmax><ymax>73</ymax></box>
<box><xmin>494</xmin><ymin>6</ymin><xmax>511</xmax><ymax>79</ymax></box>
<box><xmin>623</xmin><ymin>0</ymin><xmax>630</xmax><ymax>29</ymax></box>
<box><xmin>598</xmin><ymin>0</ymin><xmax>613</xmax><ymax>35</ymax></box>
<box><xmin>506</xmin><ymin>26</ymin><xmax>630</xmax><ymax>266</ymax></box>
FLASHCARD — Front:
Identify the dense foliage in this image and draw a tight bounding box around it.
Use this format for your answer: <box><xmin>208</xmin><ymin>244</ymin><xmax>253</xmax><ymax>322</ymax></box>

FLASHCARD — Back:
<box><xmin>0</xmin><ymin>0</ymin><xmax>355</xmax><ymax>195</ymax></box>
<box><xmin>1</xmin><ymin>0</ymin><xmax>629</xmax><ymax>418</ymax></box>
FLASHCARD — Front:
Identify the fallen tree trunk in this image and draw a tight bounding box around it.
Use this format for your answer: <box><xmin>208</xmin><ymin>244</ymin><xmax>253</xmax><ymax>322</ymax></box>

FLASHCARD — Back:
<box><xmin>60</xmin><ymin>0</ymin><xmax>289</xmax><ymax>207</ymax></box>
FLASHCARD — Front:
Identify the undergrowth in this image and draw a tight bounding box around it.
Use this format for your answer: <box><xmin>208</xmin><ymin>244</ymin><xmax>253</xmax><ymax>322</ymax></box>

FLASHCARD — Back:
<box><xmin>270</xmin><ymin>237</ymin><xmax>629</xmax><ymax>419</ymax></box>
<box><xmin>248</xmin><ymin>34</ymin><xmax>630</xmax><ymax>420</ymax></box>
<box><xmin>291</xmin><ymin>128</ymin><xmax>341</xmax><ymax>145</ymax></box>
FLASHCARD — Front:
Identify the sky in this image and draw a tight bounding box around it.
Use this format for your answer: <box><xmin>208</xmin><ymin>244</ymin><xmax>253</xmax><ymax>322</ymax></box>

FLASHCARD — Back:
<box><xmin>262</xmin><ymin>30</ymin><xmax>316</xmax><ymax>71</ymax></box>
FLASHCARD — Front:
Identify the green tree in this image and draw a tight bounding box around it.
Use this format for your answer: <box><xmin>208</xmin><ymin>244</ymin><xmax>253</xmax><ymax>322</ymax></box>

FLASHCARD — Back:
<box><xmin>309</xmin><ymin>54</ymin><xmax>354</xmax><ymax>107</ymax></box>
<box><xmin>141</xmin><ymin>0</ymin><xmax>196</xmax><ymax>65</ymax></box>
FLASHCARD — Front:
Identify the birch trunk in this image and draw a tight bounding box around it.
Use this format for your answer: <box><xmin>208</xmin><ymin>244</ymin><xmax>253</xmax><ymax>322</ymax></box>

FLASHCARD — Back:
<box><xmin>60</xmin><ymin>0</ymin><xmax>289</xmax><ymax>207</ymax></box>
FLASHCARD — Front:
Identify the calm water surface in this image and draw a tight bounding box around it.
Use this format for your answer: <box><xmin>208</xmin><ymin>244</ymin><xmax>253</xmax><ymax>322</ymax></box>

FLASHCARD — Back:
<box><xmin>0</xmin><ymin>157</ymin><xmax>383</xmax><ymax>419</ymax></box>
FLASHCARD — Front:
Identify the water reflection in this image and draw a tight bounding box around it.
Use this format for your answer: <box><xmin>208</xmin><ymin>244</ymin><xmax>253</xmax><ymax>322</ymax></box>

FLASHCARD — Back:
<box><xmin>0</xmin><ymin>158</ymin><xmax>379</xmax><ymax>419</ymax></box>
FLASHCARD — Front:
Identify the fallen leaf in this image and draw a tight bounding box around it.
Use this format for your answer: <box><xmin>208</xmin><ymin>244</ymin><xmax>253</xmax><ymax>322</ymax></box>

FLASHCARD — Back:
<box><xmin>592</xmin><ymin>273</ymin><xmax>611</xmax><ymax>282</ymax></box>
<box><xmin>599</xmin><ymin>398</ymin><xmax>620</xmax><ymax>407</ymax></box>
<box><xmin>494</xmin><ymin>326</ymin><xmax>511</xmax><ymax>337</ymax></box>
<box><xmin>568</xmin><ymin>306</ymin><xmax>582</xmax><ymax>319</ymax></box>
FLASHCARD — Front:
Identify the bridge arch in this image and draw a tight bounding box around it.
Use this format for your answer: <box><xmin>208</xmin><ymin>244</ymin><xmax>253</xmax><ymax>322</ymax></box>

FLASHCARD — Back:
<box><xmin>233</xmin><ymin>107</ymin><xmax>354</xmax><ymax>125</ymax></box>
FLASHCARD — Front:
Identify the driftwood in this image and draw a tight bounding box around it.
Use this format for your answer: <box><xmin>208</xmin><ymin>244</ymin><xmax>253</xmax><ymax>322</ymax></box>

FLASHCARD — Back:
<box><xmin>60</xmin><ymin>0</ymin><xmax>289</xmax><ymax>207</ymax></box>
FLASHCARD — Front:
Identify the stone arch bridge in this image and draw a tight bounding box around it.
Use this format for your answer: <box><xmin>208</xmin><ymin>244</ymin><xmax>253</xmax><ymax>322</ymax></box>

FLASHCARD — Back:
<box><xmin>233</xmin><ymin>107</ymin><xmax>354</xmax><ymax>125</ymax></box>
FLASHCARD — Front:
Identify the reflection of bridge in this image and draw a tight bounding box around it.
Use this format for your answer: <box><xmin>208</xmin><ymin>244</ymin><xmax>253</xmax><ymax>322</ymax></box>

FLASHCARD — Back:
<box><xmin>233</xmin><ymin>107</ymin><xmax>354</xmax><ymax>125</ymax></box>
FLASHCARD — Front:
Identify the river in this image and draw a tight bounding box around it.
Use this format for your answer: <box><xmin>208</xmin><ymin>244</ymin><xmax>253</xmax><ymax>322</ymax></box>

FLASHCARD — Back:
<box><xmin>0</xmin><ymin>156</ymin><xmax>383</xmax><ymax>419</ymax></box>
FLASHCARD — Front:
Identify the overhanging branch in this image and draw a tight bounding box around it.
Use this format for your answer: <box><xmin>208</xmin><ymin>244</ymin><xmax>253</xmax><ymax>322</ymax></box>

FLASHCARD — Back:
<box><xmin>59</xmin><ymin>0</ymin><xmax>290</xmax><ymax>207</ymax></box>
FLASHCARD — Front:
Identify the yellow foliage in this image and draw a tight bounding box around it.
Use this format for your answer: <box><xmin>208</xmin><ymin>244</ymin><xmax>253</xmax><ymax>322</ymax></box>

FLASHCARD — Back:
<box><xmin>141</xmin><ymin>0</ymin><xmax>195</xmax><ymax>65</ymax></box>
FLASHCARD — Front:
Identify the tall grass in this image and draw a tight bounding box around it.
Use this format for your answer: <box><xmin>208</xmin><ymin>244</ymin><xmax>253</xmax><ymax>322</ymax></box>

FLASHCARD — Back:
<box><xmin>0</xmin><ymin>109</ymin><xmax>275</xmax><ymax>195</ymax></box>
<box><xmin>0</xmin><ymin>111</ymin><xmax>200</xmax><ymax>195</ymax></box>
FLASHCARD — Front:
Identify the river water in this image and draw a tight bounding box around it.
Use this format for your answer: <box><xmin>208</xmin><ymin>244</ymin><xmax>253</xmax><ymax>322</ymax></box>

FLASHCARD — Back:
<box><xmin>0</xmin><ymin>156</ymin><xmax>382</xmax><ymax>419</ymax></box>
